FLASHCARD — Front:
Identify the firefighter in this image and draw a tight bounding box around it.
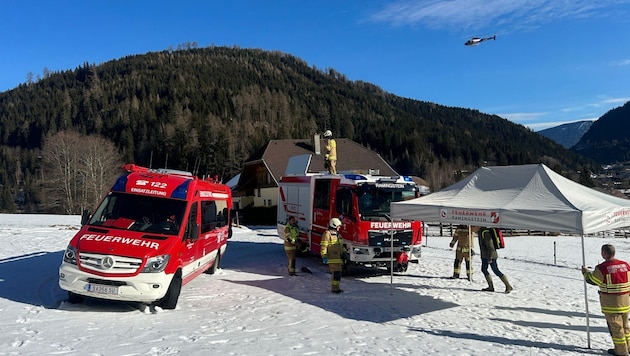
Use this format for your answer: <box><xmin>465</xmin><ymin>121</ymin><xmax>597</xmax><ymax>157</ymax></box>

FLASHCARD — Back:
<box><xmin>321</xmin><ymin>217</ymin><xmax>345</xmax><ymax>293</ymax></box>
<box><xmin>323</xmin><ymin>130</ymin><xmax>337</xmax><ymax>174</ymax></box>
<box><xmin>583</xmin><ymin>244</ymin><xmax>630</xmax><ymax>356</ymax></box>
<box><xmin>478</xmin><ymin>227</ymin><xmax>513</xmax><ymax>293</ymax></box>
<box><xmin>283</xmin><ymin>216</ymin><xmax>300</xmax><ymax>276</ymax></box>
<box><xmin>449</xmin><ymin>225</ymin><xmax>475</xmax><ymax>280</ymax></box>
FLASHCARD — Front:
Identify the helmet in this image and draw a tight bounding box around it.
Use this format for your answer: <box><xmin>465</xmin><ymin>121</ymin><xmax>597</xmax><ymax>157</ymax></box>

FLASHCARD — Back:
<box><xmin>329</xmin><ymin>217</ymin><xmax>342</xmax><ymax>229</ymax></box>
<box><xmin>323</xmin><ymin>130</ymin><xmax>332</xmax><ymax>138</ymax></box>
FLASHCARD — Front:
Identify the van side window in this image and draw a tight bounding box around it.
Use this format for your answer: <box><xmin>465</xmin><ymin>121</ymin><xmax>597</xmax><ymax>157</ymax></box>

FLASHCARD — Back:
<box><xmin>185</xmin><ymin>202</ymin><xmax>198</xmax><ymax>241</ymax></box>
<box><xmin>201</xmin><ymin>201</ymin><xmax>218</xmax><ymax>233</ymax></box>
<box><xmin>216</xmin><ymin>200</ymin><xmax>228</xmax><ymax>227</ymax></box>
<box><xmin>201</xmin><ymin>199</ymin><xmax>229</xmax><ymax>232</ymax></box>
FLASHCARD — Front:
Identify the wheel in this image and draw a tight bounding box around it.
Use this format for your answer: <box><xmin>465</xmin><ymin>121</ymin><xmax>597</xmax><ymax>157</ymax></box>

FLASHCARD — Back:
<box><xmin>158</xmin><ymin>272</ymin><xmax>182</xmax><ymax>310</ymax></box>
<box><xmin>206</xmin><ymin>252</ymin><xmax>221</xmax><ymax>275</ymax></box>
<box><xmin>67</xmin><ymin>292</ymin><xmax>84</xmax><ymax>304</ymax></box>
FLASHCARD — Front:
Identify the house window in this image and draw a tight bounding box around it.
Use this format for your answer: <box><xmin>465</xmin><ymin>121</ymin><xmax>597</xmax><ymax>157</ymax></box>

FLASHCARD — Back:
<box><xmin>257</xmin><ymin>188</ymin><xmax>261</xmax><ymax>197</ymax></box>
<box><xmin>267</xmin><ymin>199</ymin><xmax>272</xmax><ymax>206</ymax></box>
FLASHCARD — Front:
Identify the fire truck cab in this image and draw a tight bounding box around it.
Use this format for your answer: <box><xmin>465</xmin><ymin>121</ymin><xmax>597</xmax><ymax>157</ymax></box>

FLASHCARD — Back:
<box><xmin>59</xmin><ymin>164</ymin><xmax>232</xmax><ymax>309</ymax></box>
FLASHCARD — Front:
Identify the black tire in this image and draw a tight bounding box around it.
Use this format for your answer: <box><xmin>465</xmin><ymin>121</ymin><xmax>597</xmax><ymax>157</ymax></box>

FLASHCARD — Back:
<box><xmin>67</xmin><ymin>291</ymin><xmax>84</xmax><ymax>304</ymax></box>
<box><xmin>207</xmin><ymin>252</ymin><xmax>221</xmax><ymax>275</ymax></box>
<box><xmin>159</xmin><ymin>272</ymin><xmax>182</xmax><ymax>310</ymax></box>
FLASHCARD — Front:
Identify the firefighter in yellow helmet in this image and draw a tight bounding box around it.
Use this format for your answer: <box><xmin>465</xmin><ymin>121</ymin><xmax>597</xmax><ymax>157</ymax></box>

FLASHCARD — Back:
<box><xmin>321</xmin><ymin>217</ymin><xmax>345</xmax><ymax>293</ymax></box>
<box><xmin>283</xmin><ymin>216</ymin><xmax>300</xmax><ymax>276</ymax></box>
<box><xmin>323</xmin><ymin>130</ymin><xmax>337</xmax><ymax>174</ymax></box>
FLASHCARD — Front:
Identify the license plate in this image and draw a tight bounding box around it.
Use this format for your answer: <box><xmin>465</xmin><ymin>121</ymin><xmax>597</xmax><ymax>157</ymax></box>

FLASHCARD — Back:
<box><xmin>86</xmin><ymin>284</ymin><xmax>119</xmax><ymax>295</ymax></box>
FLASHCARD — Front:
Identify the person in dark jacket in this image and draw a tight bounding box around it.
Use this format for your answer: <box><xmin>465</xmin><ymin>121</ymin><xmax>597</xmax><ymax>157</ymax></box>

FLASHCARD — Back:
<box><xmin>478</xmin><ymin>227</ymin><xmax>513</xmax><ymax>293</ymax></box>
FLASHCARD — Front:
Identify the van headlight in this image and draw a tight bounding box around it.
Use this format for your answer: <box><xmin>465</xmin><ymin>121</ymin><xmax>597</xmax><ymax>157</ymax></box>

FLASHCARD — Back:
<box><xmin>142</xmin><ymin>255</ymin><xmax>170</xmax><ymax>273</ymax></box>
<box><xmin>63</xmin><ymin>245</ymin><xmax>78</xmax><ymax>265</ymax></box>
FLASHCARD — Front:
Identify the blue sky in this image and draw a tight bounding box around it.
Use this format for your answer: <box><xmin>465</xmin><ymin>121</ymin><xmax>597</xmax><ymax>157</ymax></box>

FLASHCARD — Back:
<box><xmin>1</xmin><ymin>1</ymin><xmax>629</xmax><ymax>131</ymax></box>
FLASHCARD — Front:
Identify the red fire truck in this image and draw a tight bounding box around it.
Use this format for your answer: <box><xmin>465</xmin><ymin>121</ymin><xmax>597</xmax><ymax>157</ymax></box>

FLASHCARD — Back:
<box><xmin>277</xmin><ymin>170</ymin><xmax>422</xmax><ymax>272</ymax></box>
<box><xmin>59</xmin><ymin>164</ymin><xmax>232</xmax><ymax>309</ymax></box>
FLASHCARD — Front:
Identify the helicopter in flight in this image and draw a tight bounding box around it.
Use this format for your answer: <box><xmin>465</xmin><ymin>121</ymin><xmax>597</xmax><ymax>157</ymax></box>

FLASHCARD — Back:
<box><xmin>465</xmin><ymin>34</ymin><xmax>496</xmax><ymax>46</ymax></box>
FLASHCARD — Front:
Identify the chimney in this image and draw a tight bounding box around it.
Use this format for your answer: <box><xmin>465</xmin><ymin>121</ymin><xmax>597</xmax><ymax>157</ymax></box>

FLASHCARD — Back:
<box><xmin>313</xmin><ymin>134</ymin><xmax>321</xmax><ymax>155</ymax></box>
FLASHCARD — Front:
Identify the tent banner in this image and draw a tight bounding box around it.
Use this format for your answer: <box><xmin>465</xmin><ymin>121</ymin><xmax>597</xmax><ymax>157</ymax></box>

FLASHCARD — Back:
<box><xmin>440</xmin><ymin>209</ymin><xmax>500</xmax><ymax>225</ymax></box>
<box><xmin>606</xmin><ymin>208</ymin><xmax>630</xmax><ymax>226</ymax></box>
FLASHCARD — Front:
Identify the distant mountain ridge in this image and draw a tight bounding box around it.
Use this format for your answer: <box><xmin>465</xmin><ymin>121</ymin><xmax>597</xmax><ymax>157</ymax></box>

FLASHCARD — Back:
<box><xmin>538</xmin><ymin>121</ymin><xmax>594</xmax><ymax>149</ymax></box>
<box><xmin>572</xmin><ymin>101</ymin><xmax>630</xmax><ymax>164</ymax></box>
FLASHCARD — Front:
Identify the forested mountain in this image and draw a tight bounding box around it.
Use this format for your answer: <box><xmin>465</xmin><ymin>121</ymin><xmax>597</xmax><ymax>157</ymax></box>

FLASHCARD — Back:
<box><xmin>572</xmin><ymin>101</ymin><xmax>630</xmax><ymax>164</ymax></box>
<box><xmin>538</xmin><ymin>121</ymin><xmax>593</xmax><ymax>149</ymax></box>
<box><xmin>0</xmin><ymin>45</ymin><xmax>595</xmax><ymax>213</ymax></box>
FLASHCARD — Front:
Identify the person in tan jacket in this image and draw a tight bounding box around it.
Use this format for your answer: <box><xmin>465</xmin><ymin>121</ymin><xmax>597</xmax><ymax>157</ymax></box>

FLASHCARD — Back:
<box><xmin>283</xmin><ymin>216</ymin><xmax>300</xmax><ymax>276</ymax></box>
<box><xmin>321</xmin><ymin>218</ymin><xmax>345</xmax><ymax>293</ymax></box>
<box><xmin>449</xmin><ymin>225</ymin><xmax>476</xmax><ymax>280</ymax></box>
<box><xmin>323</xmin><ymin>130</ymin><xmax>337</xmax><ymax>174</ymax></box>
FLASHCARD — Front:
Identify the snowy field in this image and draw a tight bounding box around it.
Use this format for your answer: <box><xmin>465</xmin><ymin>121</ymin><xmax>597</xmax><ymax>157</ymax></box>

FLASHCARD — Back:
<box><xmin>0</xmin><ymin>213</ymin><xmax>626</xmax><ymax>355</ymax></box>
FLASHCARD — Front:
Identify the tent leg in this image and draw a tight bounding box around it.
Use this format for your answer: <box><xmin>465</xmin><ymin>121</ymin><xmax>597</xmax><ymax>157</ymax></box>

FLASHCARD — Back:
<box><xmin>581</xmin><ymin>233</ymin><xmax>591</xmax><ymax>349</ymax></box>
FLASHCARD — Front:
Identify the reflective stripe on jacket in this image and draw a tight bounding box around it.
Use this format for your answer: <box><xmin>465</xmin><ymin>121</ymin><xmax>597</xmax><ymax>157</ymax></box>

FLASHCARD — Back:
<box><xmin>584</xmin><ymin>259</ymin><xmax>630</xmax><ymax>314</ymax></box>
<box><xmin>284</xmin><ymin>224</ymin><xmax>299</xmax><ymax>251</ymax></box>
<box><xmin>321</xmin><ymin>229</ymin><xmax>343</xmax><ymax>264</ymax></box>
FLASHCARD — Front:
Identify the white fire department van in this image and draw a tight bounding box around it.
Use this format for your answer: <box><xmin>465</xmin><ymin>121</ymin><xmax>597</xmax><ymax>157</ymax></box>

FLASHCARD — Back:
<box><xmin>59</xmin><ymin>164</ymin><xmax>232</xmax><ymax>309</ymax></box>
<box><xmin>277</xmin><ymin>157</ymin><xmax>423</xmax><ymax>272</ymax></box>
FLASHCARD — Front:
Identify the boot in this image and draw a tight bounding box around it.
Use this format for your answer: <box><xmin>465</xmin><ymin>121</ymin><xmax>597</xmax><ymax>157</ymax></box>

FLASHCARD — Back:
<box><xmin>450</xmin><ymin>273</ymin><xmax>459</xmax><ymax>279</ymax></box>
<box><xmin>482</xmin><ymin>274</ymin><xmax>494</xmax><ymax>292</ymax></box>
<box><xmin>500</xmin><ymin>275</ymin><xmax>513</xmax><ymax>294</ymax></box>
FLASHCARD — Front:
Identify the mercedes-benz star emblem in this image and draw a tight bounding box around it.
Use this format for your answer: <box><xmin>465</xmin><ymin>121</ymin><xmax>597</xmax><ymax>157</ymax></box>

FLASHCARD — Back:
<box><xmin>101</xmin><ymin>256</ymin><xmax>114</xmax><ymax>269</ymax></box>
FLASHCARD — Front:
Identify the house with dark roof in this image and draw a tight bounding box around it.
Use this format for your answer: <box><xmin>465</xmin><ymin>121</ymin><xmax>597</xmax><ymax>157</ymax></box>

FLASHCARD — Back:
<box><xmin>232</xmin><ymin>135</ymin><xmax>398</xmax><ymax>209</ymax></box>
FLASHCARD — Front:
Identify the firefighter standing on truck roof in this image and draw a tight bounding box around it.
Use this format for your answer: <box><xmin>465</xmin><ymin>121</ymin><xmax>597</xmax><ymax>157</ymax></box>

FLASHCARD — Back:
<box><xmin>323</xmin><ymin>130</ymin><xmax>337</xmax><ymax>175</ymax></box>
<box><xmin>449</xmin><ymin>225</ymin><xmax>476</xmax><ymax>280</ymax></box>
<box><xmin>283</xmin><ymin>216</ymin><xmax>300</xmax><ymax>276</ymax></box>
<box><xmin>321</xmin><ymin>218</ymin><xmax>345</xmax><ymax>293</ymax></box>
<box><xmin>583</xmin><ymin>244</ymin><xmax>630</xmax><ymax>356</ymax></box>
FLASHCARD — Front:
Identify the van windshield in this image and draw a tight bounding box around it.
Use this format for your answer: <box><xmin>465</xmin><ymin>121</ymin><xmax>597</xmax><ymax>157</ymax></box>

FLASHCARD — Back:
<box><xmin>88</xmin><ymin>192</ymin><xmax>187</xmax><ymax>236</ymax></box>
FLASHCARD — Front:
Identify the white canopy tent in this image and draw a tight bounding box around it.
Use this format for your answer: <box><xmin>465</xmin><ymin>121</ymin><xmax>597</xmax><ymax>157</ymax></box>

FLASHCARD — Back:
<box><xmin>391</xmin><ymin>163</ymin><xmax>630</xmax><ymax>233</ymax></box>
<box><xmin>391</xmin><ymin>163</ymin><xmax>630</xmax><ymax>348</ymax></box>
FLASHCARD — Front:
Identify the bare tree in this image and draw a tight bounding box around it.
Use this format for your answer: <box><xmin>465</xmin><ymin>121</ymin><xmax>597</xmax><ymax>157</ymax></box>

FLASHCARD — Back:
<box><xmin>78</xmin><ymin>135</ymin><xmax>123</xmax><ymax>210</ymax></box>
<box><xmin>41</xmin><ymin>131</ymin><xmax>122</xmax><ymax>214</ymax></box>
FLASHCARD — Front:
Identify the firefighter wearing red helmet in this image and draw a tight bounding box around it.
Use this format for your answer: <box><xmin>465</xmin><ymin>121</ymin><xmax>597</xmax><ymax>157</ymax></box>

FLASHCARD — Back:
<box><xmin>321</xmin><ymin>217</ymin><xmax>345</xmax><ymax>293</ymax></box>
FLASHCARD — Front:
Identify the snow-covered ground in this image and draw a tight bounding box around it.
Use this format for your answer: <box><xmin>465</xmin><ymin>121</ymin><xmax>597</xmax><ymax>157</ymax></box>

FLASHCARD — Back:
<box><xmin>0</xmin><ymin>214</ymin><xmax>623</xmax><ymax>355</ymax></box>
